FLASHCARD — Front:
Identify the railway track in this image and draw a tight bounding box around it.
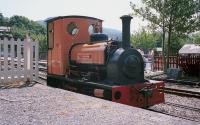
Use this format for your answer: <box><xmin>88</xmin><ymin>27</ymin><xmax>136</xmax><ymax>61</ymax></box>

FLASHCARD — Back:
<box><xmin>164</xmin><ymin>102</ymin><xmax>200</xmax><ymax>112</ymax></box>
<box><xmin>38</xmin><ymin>66</ymin><xmax>200</xmax><ymax>99</ymax></box>
<box><xmin>38</xmin><ymin>64</ymin><xmax>47</xmax><ymax>80</ymax></box>
<box><xmin>37</xmin><ymin>67</ymin><xmax>200</xmax><ymax>122</ymax></box>
<box><xmin>37</xmin><ymin>76</ymin><xmax>200</xmax><ymax>101</ymax></box>
<box><xmin>162</xmin><ymin>87</ymin><xmax>200</xmax><ymax>99</ymax></box>
<box><xmin>148</xmin><ymin>107</ymin><xmax>200</xmax><ymax>122</ymax></box>
<box><xmin>35</xmin><ymin>76</ymin><xmax>200</xmax><ymax>122</ymax></box>
<box><xmin>150</xmin><ymin>76</ymin><xmax>200</xmax><ymax>87</ymax></box>
<box><xmin>148</xmin><ymin>101</ymin><xmax>200</xmax><ymax>122</ymax></box>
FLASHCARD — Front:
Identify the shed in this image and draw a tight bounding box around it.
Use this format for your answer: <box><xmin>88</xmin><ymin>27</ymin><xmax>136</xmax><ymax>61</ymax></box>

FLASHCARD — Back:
<box><xmin>178</xmin><ymin>44</ymin><xmax>200</xmax><ymax>77</ymax></box>
<box><xmin>179</xmin><ymin>44</ymin><xmax>200</xmax><ymax>55</ymax></box>
<box><xmin>0</xmin><ymin>26</ymin><xmax>11</xmax><ymax>32</ymax></box>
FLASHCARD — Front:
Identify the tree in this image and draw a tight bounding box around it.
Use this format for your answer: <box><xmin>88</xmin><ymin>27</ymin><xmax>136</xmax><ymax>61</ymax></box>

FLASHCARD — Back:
<box><xmin>10</xmin><ymin>26</ymin><xmax>27</xmax><ymax>39</ymax></box>
<box><xmin>9</xmin><ymin>15</ymin><xmax>46</xmax><ymax>34</ymax></box>
<box><xmin>130</xmin><ymin>0</ymin><xmax>199</xmax><ymax>71</ymax></box>
<box><xmin>192</xmin><ymin>32</ymin><xmax>200</xmax><ymax>44</ymax></box>
<box><xmin>0</xmin><ymin>13</ymin><xmax>9</xmax><ymax>26</ymax></box>
<box><xmin>9</xmin><ymin>16</ymin><xmax>30</xmax><ymax>29</ymax></box>
<box><xmin>0</xmin><ymin>14</ymin><xmax>47</xmax><ymax>52</ymax></box>
<box><xmin>169</xmin><ymin>34</ymin><xmax>189</xmax><ymax>54</ymax></box>
<box><xmin>131</xmin><ymin>29</ymin><xmax>188</xmax><ymax>55</ymax></box>
<box><xmin>0</xmin><ymin>13</ymin><xmax>4</xmax><ymax>25</ymax></box>
<box><xmin>5</xmin><ymin>15</ymin><xmax>47</xmax><ymax>51</ymax></box>
<box><xmin>131</xmin><ymin>29</ymin><xmax>161</xmax><ymax>52</ymax></box>
<box><xmin>31</xmin><ymin>33</ymin><xmax>47</xmax><ymax>52</ymax></box>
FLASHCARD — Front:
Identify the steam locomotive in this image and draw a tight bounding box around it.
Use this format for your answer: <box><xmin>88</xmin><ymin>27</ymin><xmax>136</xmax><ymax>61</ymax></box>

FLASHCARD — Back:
<box><xmin>47</xmin><ymin>15</ymin><xmax>164</xmax><ymax>107</ymax></box>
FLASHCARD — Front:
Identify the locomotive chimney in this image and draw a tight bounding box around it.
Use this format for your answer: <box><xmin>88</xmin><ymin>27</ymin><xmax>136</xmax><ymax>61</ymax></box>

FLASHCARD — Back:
<box><xmin>120</xmin><ymin>15</ymin><xmax>133</xmax><ymax>49</ymax></box>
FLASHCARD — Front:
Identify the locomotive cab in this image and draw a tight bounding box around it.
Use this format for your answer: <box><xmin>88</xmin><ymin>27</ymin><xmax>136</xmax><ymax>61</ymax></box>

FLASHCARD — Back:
<box><xmin>47</xmin><ymin>15</ymin><xmax>165</xmax><ymax>108</ymax></box>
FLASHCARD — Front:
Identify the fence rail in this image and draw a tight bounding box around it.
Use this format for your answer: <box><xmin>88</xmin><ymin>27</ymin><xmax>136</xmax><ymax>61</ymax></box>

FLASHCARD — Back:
<box><xmin>0</xmin><ymin>38</ymin><xmax>38</xmax><ymax>83</ymax></box>
<box><xmin>154</xmin><ymin>55</ymin><xmax>200</xmax><ymax>76</ymax></box>
<box><xmin>154</xmin><ymin>56</ymin><xmax>179</xmax><ymax>71</ymax></box>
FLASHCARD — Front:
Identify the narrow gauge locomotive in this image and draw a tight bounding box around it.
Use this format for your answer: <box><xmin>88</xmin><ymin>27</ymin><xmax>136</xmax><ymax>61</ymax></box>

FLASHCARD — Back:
<box><xmin>47</xmin><ymin>15</ymin><xmax>164</xmax><ymax>107</ymax></box>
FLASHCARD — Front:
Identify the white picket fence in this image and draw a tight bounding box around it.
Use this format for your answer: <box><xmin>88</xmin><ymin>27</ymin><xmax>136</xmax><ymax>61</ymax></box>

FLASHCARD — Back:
<box><xmin>0</xmin><ymin>37</ymin><xmax>38</xmax><ymax>84</ymax></box>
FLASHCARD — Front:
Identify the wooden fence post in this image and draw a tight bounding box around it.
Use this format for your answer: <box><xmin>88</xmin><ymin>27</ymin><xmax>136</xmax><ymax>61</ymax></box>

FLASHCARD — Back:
<box><xmin>3</xmin><ymin>38</ymin><xmax>8</xmax><ymax>83</ymax></box>
<box><xmin>0</xmin><ymin>37</ymin><xmax>38</xmax><ymax>84</ymax></box>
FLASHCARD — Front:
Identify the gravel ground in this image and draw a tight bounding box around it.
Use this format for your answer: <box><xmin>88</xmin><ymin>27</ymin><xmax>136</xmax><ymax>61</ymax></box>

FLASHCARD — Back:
<box><xmin>145</xmin><ymin>71</ymin><xmax>200</xmax><ymax>122</ymax></box>
<box><xmin>144</xmin><ymin>71</ymin><xmax>164</xmax><ymax>78</ymax></box>
<box><xmin>0</xmin><ymin>84</ymin><xmax>197</xmax><ymax>125</ymax></box>
<box><xmin>150</xmin><ymin>94</ymin><xmax>200</xmax><ymax>122</ymax></box>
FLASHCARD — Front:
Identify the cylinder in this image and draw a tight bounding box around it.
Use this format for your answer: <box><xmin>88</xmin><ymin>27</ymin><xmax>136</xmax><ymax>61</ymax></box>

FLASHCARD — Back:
<box><xmin>120</xmin><ymin>15</ymin><xmax>133</xmax><ymax>49</ymax></box>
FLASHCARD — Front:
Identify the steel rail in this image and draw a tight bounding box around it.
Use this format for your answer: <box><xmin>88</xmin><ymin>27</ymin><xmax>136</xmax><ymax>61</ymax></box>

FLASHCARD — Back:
<box><xmin>147</xmin><ymin>108</ymin><xmax>200</xmax><ymax>122</ymax></box>
<box><xmin>164</xmin><ymin>102</ymin><xmax>200</xmax><ymax>112</ymax></box>
<box><xmin>151</xmin><ymin>77</ymin><xmax>200</xmax><ymax>87</ymax></box>
<box><xmin>160</xmin><ymin>87</ymin><xmax>200</xmax><ymax>99</ymax></box>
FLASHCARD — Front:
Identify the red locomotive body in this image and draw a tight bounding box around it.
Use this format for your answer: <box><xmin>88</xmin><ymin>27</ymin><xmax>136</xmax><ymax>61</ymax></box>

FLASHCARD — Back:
<box><xmin>47</xmin><ymin>15</ymin><xmax>164</xmax><ymax>108</ymax></box>
<box><xmin>70</xmin><ymin>42</ymin><xmax>107</xmax><ymax>65</ymax></box>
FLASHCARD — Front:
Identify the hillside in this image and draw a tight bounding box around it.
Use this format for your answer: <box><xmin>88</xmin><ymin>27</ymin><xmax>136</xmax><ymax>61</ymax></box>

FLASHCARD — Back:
<box><xmin>103</xmin><ymin>28</ymin><xmax>122</xmax><ymax>41</ymax></box>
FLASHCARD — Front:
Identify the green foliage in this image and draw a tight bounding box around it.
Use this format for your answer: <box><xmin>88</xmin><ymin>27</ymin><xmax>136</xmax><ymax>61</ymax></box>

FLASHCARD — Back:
<box><xmin>130</xmin><ymin>0</ymin><xmax>199</xmax><ymax>68</ymax></box>
<box><xmin>9</xmin><ymin>16</ymin><xmax>30</xmax><ymax>29</ymax></box>
<box><xmin>131</xmin><ymin>29</ymin><xmax>161</xmax><ymax>51</ymax></box>
<box><xmin>192</xmin><ymin>33</ymin><xmax>200</xmax><ymax>44</ymax></box>
<box><xmin>0</xmin><ymin>13</ymin><xmax>3</xmax><ymax>24</ymax></box>
<box><xmin>0</xmin><ymin>14</ymin><xmax>47</xmax><ymax>52</ymax></box>
<box><xmin>169</xmin><ymin>34</ymin><xmax>189</xmax><ymax>54</ymax></box>
<box><xmin>9</xmin><ymin>15</ymin><xmax>46</xmax><ymax>35</ymax></box>
<box><xmin>131</xmin><ymin>0</ymin><xmax>199</xmax><ymax>34</ymax></box>
<box><xmin>31</xmin><ymin>34</ymin><xmax>47</xmax><ymax>52</ymax></box>
<box><xmin>10</xmin><ymin>26</ymin><xmax>27</xmax><ymax>39</ymax></box>
<box><xmin>0</xmin><ymin>13</ymin><xmax>9</xmax><ymax>26</ymax></box>
<box><xmin>131</xmin><ymin>29</ymin><xmax>188</xmax><ymax>54</ymax></box>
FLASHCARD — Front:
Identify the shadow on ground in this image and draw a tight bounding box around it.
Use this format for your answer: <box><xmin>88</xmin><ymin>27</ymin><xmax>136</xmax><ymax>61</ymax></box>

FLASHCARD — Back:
<box><xmin>0</xmin><ymin>81</ymin><xmax>37</xmax><ymax>89</ymax></box>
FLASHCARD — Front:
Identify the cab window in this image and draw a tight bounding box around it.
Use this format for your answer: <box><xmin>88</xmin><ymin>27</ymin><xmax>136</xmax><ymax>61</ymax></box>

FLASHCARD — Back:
<box><xmin>67</xmin><ymin>22</ymin><xmax>79</xmax><ymax>36</ymax></box>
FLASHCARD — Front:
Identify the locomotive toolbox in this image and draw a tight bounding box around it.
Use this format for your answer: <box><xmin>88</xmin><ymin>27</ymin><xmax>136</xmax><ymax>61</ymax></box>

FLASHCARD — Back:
<box><xmin>46</xmin><ymin>15</ymin><xmax>165</xmax><ymax>108</ymax></box>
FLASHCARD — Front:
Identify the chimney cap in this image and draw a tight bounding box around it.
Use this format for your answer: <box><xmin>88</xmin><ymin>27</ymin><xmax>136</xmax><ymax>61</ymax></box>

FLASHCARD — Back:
<box><xmin>120</xmin><ymin>15</ymin><xmax>133</xmax><ymax>19</ymax></box>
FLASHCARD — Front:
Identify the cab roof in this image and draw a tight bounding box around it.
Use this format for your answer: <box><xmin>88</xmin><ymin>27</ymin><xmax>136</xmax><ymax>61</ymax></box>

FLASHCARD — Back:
<box><xmin>46</xmin><ymin>15</ymin><xmax>103</xmax><ymax>23</ymax></box>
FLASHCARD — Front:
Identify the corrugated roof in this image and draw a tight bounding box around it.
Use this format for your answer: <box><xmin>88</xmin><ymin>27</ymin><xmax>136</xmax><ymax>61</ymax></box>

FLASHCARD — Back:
<box><xmin>179</xmin><ymin>44</ymin><xmax>200</xmax><ymax>55</ymax></box>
